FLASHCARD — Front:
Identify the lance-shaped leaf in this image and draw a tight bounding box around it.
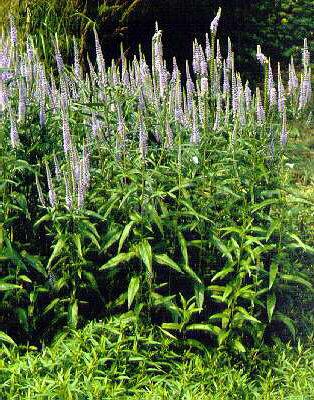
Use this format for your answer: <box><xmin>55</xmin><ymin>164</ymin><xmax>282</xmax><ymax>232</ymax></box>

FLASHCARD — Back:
<box><xmin>269</xmin><ymin>262</ymin><xmax>278</xmax><ymax>289</ymax></box>
<box><xmin>138</xmin><ymin>239</ymin><xmax>152</xmax><ymax>275</ymax></box>
<box><xmin>274</xmin><ymin>312</ymin><xmax>296</xmax><ymax>339</ymax></box>
<box><xmin>0</xmin><ymin>282</ymin><xmax>22</xmax><ymax>291</ymax></box>
<box><xmin>118</xmin><ymin>221</ymin><xmax>135</xmax><ymax>253</ymax></box>
<box><xmin>47</xmin><ymin>238</ymin><xmax>66</xmax><ymax>269</ymax></box>
<box><xmin>154</xmin><ymin>254</ymin><xmax>183</xmax><ymax>274</ymax></box>
<box><xmin>99</xmin><ymin>251</ymin><xmax>137</xmax><ymax>271</ymax></box>
<box><xmin>267</xmin><ymin>292</ymin><xmax>276</xmax><ymax>322</ymax></box>
<box><xmin>0</xmin><ymin>331</ymin><xmax>16</xmax><ymax>346</ymax></box>
<box><xmin>68</xmin><ymin>300</ymin><xmax>78</xmax><ymax>329</ymax></box>
<box><xmin>178</xmin><ymin>231</ymin><xmax>202</xmax><ymax>283</ymax></box>
<box><xmin>128</xmin><ymin>276</ymin><xmax>140</xmax><ymax>309</ymax></box>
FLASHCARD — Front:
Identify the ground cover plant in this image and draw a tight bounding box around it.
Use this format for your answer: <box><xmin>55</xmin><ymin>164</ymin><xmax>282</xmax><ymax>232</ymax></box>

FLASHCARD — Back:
<box><xmin>0</xmin><ymin>7</ymin><xmax>313</xmax><ymax>399</ymax></box>
<box><xmin>1</xmin><ymin>312</ymin><xmax>314</xmax><ymax>399</ymax></box>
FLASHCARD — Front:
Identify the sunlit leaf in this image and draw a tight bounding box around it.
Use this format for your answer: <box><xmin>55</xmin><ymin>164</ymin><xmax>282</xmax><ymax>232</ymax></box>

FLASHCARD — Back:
<box><xmin>128</xmin><ymin>276</ymin><xmax>140</xmax><ymax>309</ymax></box>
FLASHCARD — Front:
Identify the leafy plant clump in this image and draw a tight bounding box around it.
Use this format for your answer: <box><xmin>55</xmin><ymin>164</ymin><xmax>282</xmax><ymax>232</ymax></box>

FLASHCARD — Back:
<box><xmin>0</xmin><ymin>9</ymin><xmax>313</xmax><ymax>354</ymax></box>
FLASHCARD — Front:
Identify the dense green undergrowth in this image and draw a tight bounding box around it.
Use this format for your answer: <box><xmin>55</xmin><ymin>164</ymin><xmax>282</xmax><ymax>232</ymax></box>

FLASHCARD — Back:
<box><xmin>1</xmin><ymin>312</ymin><xmax>314</xmax><ymax>399</ymax></box>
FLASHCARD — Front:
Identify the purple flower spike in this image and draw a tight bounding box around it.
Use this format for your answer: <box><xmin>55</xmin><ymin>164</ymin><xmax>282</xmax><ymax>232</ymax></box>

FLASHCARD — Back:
<box><xmin>210</xmin><ymin>7</ymin><xmax>222</xmax><ymax>36</ymax></box>
<box><xmin>280</xmin><ymin>110</ymin><xmax>288</xmax><ymax>146</ymax></box>
<box><xmin>35</xmin><ymin>175</ymin><xmax>46</xmax><ymax>207</ymax></box>
<box><xmin>190</xmin><ymin>105</ymin><xmax>200</xmax><ymax>145</ymax></box>
<box><xmin>205</xmin><ymin>33</ymin><xmax>211</xmax><ymax>62</ymax></box>
<box><xmin>256</xmin><ymin>45</ymin><xmax>267</xmax><ymax>65</ymax></box>
<box><xmin>10</xmin><ymin>16</ymin><xmax>17</xmax><ymax>46</ymax></box>
<box><xmin>10</xmin><ymin>114</ymin><xmax>20</xmax><ymax>148</ymax></box>
<box><xmin>45</xmin><ymin>162</ymin><xmax>56</xmax><ymax>208</ymax></box>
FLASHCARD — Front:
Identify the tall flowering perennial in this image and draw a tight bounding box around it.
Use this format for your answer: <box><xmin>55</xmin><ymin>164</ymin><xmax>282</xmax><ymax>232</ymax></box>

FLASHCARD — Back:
<box><xmin>223</xmin><ymin>60</ymin><xmax>230</xmax><ymax>96</ymax></box>
<box><xmin>0</xmin><ymin>10</ymin><xmax>312</xmax><ymax>220</ymax></box>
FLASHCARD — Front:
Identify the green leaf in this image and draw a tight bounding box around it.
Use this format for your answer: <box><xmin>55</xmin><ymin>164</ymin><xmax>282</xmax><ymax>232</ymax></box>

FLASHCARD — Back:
<box><xmin>0</xmin><ymin>331</ymin><xmax>16</xmax><ymax>346</ymax></box>
<box><xmin>147</xmin><ymin>204</ymin><xmax>164</xmax><ymax>235</ymax></box>
<box><xmin>218</xmin><ymin>330</ymin><xmax>229</xmax><ymax>346</ymax></box>
<box><xmin>251</xmin><ymin>198</ymin><xmax>279</xmax><ymax>213</ymax></box>
<box><xmin>99</xmin><ymin>251</ymin><xmax>136</xmax><ymax>271</ymax></box>
<box><xmin>222</xmin><ymin>285</ymin><xmax>233</xmax><ymax>302</ymax></box>
<box><xmin>269</xmin><ymin>262</ymin><xmax>278</xmax><ymax>289</ymax></box>
<box><xmin>154</xmin><ymin>254</ymin><xmax>183</xmax><ymax>274</ymax></box>
<box><xmin>138</xmin><ymin>240</ymin><xmax>152</xmax><ymax>275</ymax></box>
<box><xmin>212</xmin><ymin>235</ymin><xmax>233</xmax><ymax>262</ymax></box>
<box><xmin>34</xmin><ymin>213</ymin><xmax>51</xmax><ymax>228</ymax></box>
<box><xmin>287</xmin><ymin>233</ymin><xmax>314</xmax><ymax>254</ymax></box>
<box><xmin>186</xmin><ymin>324</ymin><xmax>219</xmax><ymax>334</ymax></box>
<box><xmin>161</xmin><ymin>322</ymin><xmax>182</xmax><ymax>331</ymax></box>
<box><xmin>274</xmin><ymin>312</ymin><xmax>295</xmax><ymax>339</ymax></box>
<box><xmin>178</xmin><ymin>231</ymin><xmax>188</xmax><ymax>267</ymax></box>
<box><xmin>194</xmin><ymin>284</ymin><xmax>205</xmax><ymax>309</ymax></box>
<box><xmin>211</xmin><ymin>267</ymin><xmax>234</xmax><ymax>282</ymax></box>
<box><xmin>267</xmin><ymin>292</ymin><xmax>276</xmax><ymax>322</ymax></box>
<box><xmin>18</xmin><ymin>275</ymin><xmax>32</xmax><ymax>283</ymax></box>
<box><xmin>16</xmin><ymin>308</ymin><xmax>28</xmax><ymax>331</ymax></box>
<box><xmin>233</xmin><ymin>339</ymin><xmax>246</xmax><ymax>353</ymax></box>
<box><xmin>266</xmin><ymin>220</ymin><xmax>280</xmax><ymax>241</ymax></box>
<box><xmin>68</xmin><ymin>300</ymin><xmax>78</xmax><ymax>329</ymax></box>
<box><xmin>73</xmin><ymin>234</ymin><xmax>83</xmax><ymax>259</ymax></box>
<box><xmin>0</xmin><ymin>282</ymin><xmax>22</xmax><ymax>291</ymax></box>
<box><xmin>44</xmin><ymin>298</ymin><xmax>60</xmax><ymax>314</ymax></box>
<box><xmin>178</xmin><ymin>232</ymin><xmax>202</xmax><ymax>283</ymax></box>
<box><xmin>235</xmin><ymin>306</ymin><xmax>260</xmax><ymax>324</ymax></box>
<box><xmin>82</xmin><ymin>271</ymin><xmax>99</xmax><ymax>291</ymax></box>
<box><xmin>23</xmin><ymin>254</ymin><xmax>47</xmax><ymax>277</ymax></box>
<box><xmin>128</xmin><ymin>276</ymin><xmax>140</xmax><ymax>309</ymax></box>
<box><xmin>47</xmin><ymin>238</ymin><xmax>66</xmax><ymax>269</ymax></box>
<box><xmin>118</xmin><ymin>221</ymin><xmax>135</xmax><ymax>253</ymax></box>
<box><xmin>102</xmin><ymin>227</ymin><xmax>121</xmax><ymax>253</ymax></box>
<box><xmin>182</xmin><ymin>264</ymin><xmax>202</xmax><ymax>284</ymax></box>
<box><xmin>281</xmin><ymin>274</ymin><xmax>312</xmax><ymax>289</ymax></box>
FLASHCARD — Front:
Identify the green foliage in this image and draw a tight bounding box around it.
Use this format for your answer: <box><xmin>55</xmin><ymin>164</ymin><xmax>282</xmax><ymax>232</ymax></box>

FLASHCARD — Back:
<box><xmin>1</xmin><ymin>314</ymin><xmax>314</xmax><ymax>399</ymax></box>
<box><xmin>0</xmin><ymin>6</ymin><xmax>313</xmax><ymax>355</ymax></box>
